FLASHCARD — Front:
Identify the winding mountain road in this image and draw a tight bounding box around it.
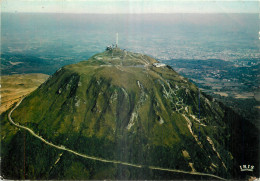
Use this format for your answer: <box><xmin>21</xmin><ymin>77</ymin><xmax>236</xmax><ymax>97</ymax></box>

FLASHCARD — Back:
<box><xmin>8</xmin><ymin>97</ymin><xmax>226</xmax><ymax>180</ymax></box>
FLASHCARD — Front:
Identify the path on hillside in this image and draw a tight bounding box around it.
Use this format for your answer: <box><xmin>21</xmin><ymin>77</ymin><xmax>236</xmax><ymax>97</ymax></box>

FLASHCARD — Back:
<box><xmin>8</xmin><ymin>97</ymin><xmax>226</xmax><ymax>181</ymax></box>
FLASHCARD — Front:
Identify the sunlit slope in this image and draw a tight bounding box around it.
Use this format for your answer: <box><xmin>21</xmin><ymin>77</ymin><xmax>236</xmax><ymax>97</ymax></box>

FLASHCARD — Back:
<box><xmin>0</xmin><ymin>73</ymin><xmax>49</xmax><ymax>114</ymax></box>
<box><xmin>1</xmin><ymin>49</ymin><xmax>258</xmax><ymax>179</ymax></box>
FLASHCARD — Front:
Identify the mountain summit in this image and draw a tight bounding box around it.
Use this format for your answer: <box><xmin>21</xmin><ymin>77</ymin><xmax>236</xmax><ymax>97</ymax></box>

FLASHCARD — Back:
<box><xmin>1</xmin><ymin>49</ymin><xmax>258</xmax><ymax>179</ymax></box>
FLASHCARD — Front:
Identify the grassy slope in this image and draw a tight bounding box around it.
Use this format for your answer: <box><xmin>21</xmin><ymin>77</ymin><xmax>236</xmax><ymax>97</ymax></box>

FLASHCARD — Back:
<box><xmin>0</xmin><ymin>73</ymin><xmax>49</xmax><ymax>114</ymax></box>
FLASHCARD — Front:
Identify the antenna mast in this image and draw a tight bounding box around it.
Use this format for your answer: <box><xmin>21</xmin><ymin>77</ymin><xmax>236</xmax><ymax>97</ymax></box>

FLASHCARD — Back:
<box><xmin>116</xmin><ymin>33</ymin><xmax>118</xmax><ymax>47</ymax></box>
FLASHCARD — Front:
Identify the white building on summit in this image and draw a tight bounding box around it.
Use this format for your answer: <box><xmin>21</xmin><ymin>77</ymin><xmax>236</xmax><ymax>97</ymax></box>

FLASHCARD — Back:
<box><xmin>153</xmin><ymin>63</ymin><xmax>166</xmax><ymax>67</ymax></box>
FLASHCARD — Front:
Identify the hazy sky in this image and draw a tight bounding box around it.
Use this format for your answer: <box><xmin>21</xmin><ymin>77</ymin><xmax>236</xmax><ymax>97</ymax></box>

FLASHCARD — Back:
<box><xmin>1</xmin><ymin>0</ymin><xmax>259</xmax><ymax>14</ymax></box>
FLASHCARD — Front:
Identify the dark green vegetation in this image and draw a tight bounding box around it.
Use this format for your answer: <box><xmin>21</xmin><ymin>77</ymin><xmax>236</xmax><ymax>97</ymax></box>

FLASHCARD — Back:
<box><xmin>1</xmin><ymin>49</ymin><xmax>258</xmax><ymax>179</ymax></box>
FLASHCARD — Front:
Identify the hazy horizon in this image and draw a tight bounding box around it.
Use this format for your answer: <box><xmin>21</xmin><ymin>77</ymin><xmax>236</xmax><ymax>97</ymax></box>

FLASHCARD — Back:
<box><xmin>1</xmin><ymin>0</ymin><xmax>258</xmax><ymax>14</ymax></box>
<box><xmin>2</xmin><ymin>13</ymin><xmax>259</xmax><ymax>63</ymax></box>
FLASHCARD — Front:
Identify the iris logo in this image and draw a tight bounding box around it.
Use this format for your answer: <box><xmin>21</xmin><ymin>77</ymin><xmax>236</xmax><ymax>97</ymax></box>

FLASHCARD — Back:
<box><xmin>240</xmin><ymin>165</ymin><xmax>254</xmax><ymax>172</ymax></box>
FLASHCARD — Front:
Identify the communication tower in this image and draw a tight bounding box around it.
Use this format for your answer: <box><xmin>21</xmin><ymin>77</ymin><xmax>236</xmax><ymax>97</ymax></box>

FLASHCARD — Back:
<box><xmin>116</xmin><ymin>33</ymin><xmax>118</xmax><ymax>47</ymax></box>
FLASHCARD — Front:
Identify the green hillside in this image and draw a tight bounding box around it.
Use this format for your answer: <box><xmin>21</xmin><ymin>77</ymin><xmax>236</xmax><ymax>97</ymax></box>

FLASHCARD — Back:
<box><xmin>1</xmin><ymin>48</ymin><xmax>258</xmax><ymax>180</ymax></box>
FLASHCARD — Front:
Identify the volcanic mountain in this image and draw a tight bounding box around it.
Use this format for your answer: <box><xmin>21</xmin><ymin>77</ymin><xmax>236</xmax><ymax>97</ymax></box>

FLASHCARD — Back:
<box><xmin>1</xmin><ymin>48</ymin><xmax>258</xmax><ymax>180</ymax></box>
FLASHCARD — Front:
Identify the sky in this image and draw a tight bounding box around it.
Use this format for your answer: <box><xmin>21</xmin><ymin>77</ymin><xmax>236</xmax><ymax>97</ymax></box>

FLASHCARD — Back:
<box><xmin>1</xmin><ymin>0</ymin><xmax>259</xmax><ymax>14</ymax></box>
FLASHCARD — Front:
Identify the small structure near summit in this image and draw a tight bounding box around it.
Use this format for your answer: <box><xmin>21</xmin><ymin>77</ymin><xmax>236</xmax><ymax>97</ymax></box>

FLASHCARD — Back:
<box><xmin>116</xmin><ymin>32</ymin><xmax>118</xmax><ymax>47</ymax></box>
<box><xmin>106</xmin><ymin>45</ymin><xmax>113</xmax><ymax>51</ymax></box>
<box><xmin>153</xmin><ymin>63</ymin><xmax>166</xmax><ymax>67</ymax></box>
<box><xmin>106</xmin><ymin>33</ymin><xmax>119</xmax><ymax>51</ymax></box>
